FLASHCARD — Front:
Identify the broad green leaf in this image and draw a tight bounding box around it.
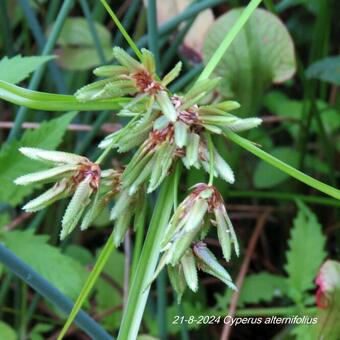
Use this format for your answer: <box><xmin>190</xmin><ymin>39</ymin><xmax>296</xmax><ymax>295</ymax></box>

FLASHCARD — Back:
<box><xmin>0</xmin><ymin>321</ymin><xmax>16</xmax><ymax>340</ymax></box>
<box><xmin>215</xmin><ymin>272</ymin><xmax>287</xmax><ymax>308</ymax></box>
<box><xmin>94</xmin><ymin>248</ymin><xmax>125</xmax><ymax>330</ymax></box>
<box><xmin>57</xmin><ymin>48</ymin><xmax>112</xmax><ymax>70</ymax></box>
<box><xmin>306</xmin><ymin>56</ymin><xmax>340</xmax><ymax>85</ymax></box>
<box><xmin>253</xmin><ymin>147</ymin><xmax>330</xmax><ymax>188</ymax></box>
<box><xmin>203</xmin><ymin>8</ymin><xmax>296</xmax><ymax>114</ymax></box>
<box><xmin>51</xmin><ymin>17</ymin><xmax>112</xmax><ymax>70</ymax></box>
<box><xmin>2</xmin><ymin>230</ymin><xmax>87</xmax><ymax>299</ymax></box>
<box><xmin>284</xmin><ymin>202</ymin><xmax>327</xmax><ymax>303</ymax></box>
<box><xmin>0</xmin><ymin>80</ymin><xmax>129</xmax><ymax>111</ymax></box>
<box><xmin>29</xmin><ymin>323</ymin><xmax>54</xmax><ymax>340</ymax></box>
<box><xmin>64</xmin><ymin>245</ymin><xmax>93</xmax><ymax>265</ymax></box>
<box><xmin>264</xmin><ymin>91</ymin><xmax>302</xmax><ymax>120</ymax></box>
<box><xmin>264</xmin><ymin>91</ymin><xmax>340</xmax><ymax>137</ymax></box>
<box><xmin>0</xmin><ymin>111</ymin><xmax>77</xmax><ymax>205</ymax></box>
<box><xmin>264</xmin><ymin>90</ymin><xmax>302</xmax><ymax>138</ymax></box>
<box><xmin>0</xmin><ymin>55</ymin><xmax>55</xmax><ymax>84</ymax></box>
<box><xmin>253</xmin><ymin>147</ymin><xmax>299</xmax><ymax>188</ymax></box>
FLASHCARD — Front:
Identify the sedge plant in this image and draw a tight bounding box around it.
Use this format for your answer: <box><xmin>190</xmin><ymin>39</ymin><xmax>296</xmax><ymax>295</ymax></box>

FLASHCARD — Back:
<box><xmin>1</xmin><ymin>0</ymin><xmax>339</xmax><ymax>339</ymax></box>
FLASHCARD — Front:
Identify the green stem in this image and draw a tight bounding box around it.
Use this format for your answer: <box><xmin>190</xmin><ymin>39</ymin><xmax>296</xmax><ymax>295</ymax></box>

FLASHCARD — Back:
<box><xmin>0</xmin><ymin>80</ymin><xmax>129</xmax><ymax>111</ymax></box>
<box><xmin>0</xmin><ymin>273</ymin><xmax>13</xmax><ymax>319</ymax></box>
<box><xmin>46</xmin><ymin>0</ymin><xmax>61</xmax><ymax>25</ymax></box>
<box><xmin>197</xmin><ymin>0</ymin><xmax>262</xmax><ymax>82</ymax></box>
<box><xmin>223</xmin><ymin>129</ymin><xmax>340</xmax><ymax>200</ymax></box>
<box><xmin>207</xmin><ymin>133</ymin><xmax>214</xmax><ymax>186</ymax></box>
<box><xmin>0</xmin><ymin>244</ymin><xmax>112</xmax><ymax>339</ymax></box>
<box><xmin>117</xmin><ymin>176</ymin><xmax>174</xmax><ymax>340</ymax></box>
<box><xmin>24</xmin><ymin>294</ymin><xmax>41</xmax><ymax>328</ymax></box>
<box><xmin>80</xmin><ymin>0</ymin><xmax>107</xmax><ymax>64</ymax></box>
<box><xmin>131</xmin><ymin>203</ymin><xmax>147</xmax><ymax>279</ymax></box>
<box><xmin>100</xmin><ymin>0</ymin><xmax>142</xmax><ymax>60</ymax></box>
<box><xmin>176</xmin><ymin>302</ymin><xmax>190</xmax><ymax>340</ymax></box>
<box><xmin>263</xmin><ymin>0</ymin><xmax>276</xmax><ymax>13</ymax></box>
<box><xmin>57</xmin><ymin>232</ymin><xmax>116</xmax><ymax>340</ymax></box>
<box><xmin>7</xmin><ymin>0</ymin><xmax>75</xmax><ymax>142</ymax></box>
<box><xmin>156</xmin><ymin>270</ymin><xmax>168</xmax><ymax>339</ymax></box>
<box><xmin>170</xmin><ymin>64</ymin><xmax>203</xmax><ymax>92</ymax></box>
<box><xmin>173</xmin><ymin>162</ymin><xmax>182</xmax><ymax>208</ymax></box>
<box><xmin>161</xmin><ymin>16</ymin><xmax>195</xmax><ymax>71</ymax></box>
<box><xmin>113</xmin><ymin>0</ymin><xmax>141</xmax><ymax>47</ymax></box>
<box><xmin>19</xmin><ymin>283</ymin><xmax>28</xmax><ymax>339</ymax></box>
<box><xmin>0</xmin><ymin>1</ymin><xmax>13</xmax><ymax>56</ymax></box>
<box><xmin>227</xmin><ymin>190</ymin><xmax>340</xmax><ymax>207</ymax></box>
<box><xmin>19</xmin><ymin>0</ymin><xmax>67</xmax><ymax>93</ymax></box>
<box><xmin>147</xmin><ymin>0</ymin><xmax>160</xmax><ymax>72</ymax></box>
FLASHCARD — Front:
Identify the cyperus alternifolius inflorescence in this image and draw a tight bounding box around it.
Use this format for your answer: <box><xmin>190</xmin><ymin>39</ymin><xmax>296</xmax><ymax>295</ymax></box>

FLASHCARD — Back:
<box><xmin>150</xmin><ymin>183</ymin><xmax>238</xmax><ymax>300</ymax></box>
<box><xmin>14</xmin><ymin>47</ymin><xmax>262</xmax><ymax>293</ymax></box>
<box><xmin>15</xmin><ymin>148</ymin><xmax>103</xmax><ymax>239</ymax></box>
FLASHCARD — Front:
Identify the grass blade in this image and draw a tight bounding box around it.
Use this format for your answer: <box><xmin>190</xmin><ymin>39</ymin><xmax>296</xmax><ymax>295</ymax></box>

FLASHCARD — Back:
<box><xmin>0</xmin><ymin>80</ymin><xmax>129</xmax><ymax>111</ymax></box>
<box><xmin>57</xmin><ymin>232</ymin><xmax>116</xmax><ymax>340</ymax></box>
<box><xmin>7</xmin><ymin>0</ymin><xmax>75</xmax><ymax>142</ymax></box>
<box><xmin>223</xmin><ymin>129</ymin><xmax>340</xmax><ymax>200</ymax></box>
<box><xmin>197</xmin><ymin>0</ymin><xmax>262</xmax><ymax>82</ymax></box>
<box><xmin>0</xmin><ymin>244</ymin><xmax>112</xmax><ymax>340</ymax></box>
<box><xmin>147</xmin><ymin>0</ymin><xmax>160</xmax><ymax>72</ymax></box>
<box><xmin>100</xmin><ymin>0</ymin><xmax>142</xmax><ymax>60</ymax></box>
<box><xmin>117</xmin><ymin>176</ymin><xmax>174</xmax><ymax>340</ymax></box>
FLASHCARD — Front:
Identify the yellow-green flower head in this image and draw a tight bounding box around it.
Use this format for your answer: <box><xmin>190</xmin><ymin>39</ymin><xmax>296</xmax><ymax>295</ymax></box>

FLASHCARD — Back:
<box><xmin>75</xmin><ymin>47</ymin><xmax>182</xmax><ymax>103</ymax></box>
<box><xmin>14</xmin><ymin>148</ymin><xmax>106</xmax><ymax>240</ymax></box>
<box><xmin>150</xmin><ymin>183</ymin><xmax>239</xmax><ymax>300</ymax></box>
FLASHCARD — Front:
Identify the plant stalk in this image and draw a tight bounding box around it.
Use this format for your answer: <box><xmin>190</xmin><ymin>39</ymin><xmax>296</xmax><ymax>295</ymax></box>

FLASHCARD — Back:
<box><xmin>7</xmin><ymin>0</ymin><xmax>75</xmax><ymax>142</ymax></box>
<box><xmin>0</xmin><ymin>244</ymin><xmax>112</xmax><ymax>340</ymax></box>
<box><xmin>57</xmin><ymin>232</ymin><xmax>116</xmax><ymax>340</ymax></box>
<box><xmin>197</xmin><ymin>0</ymin><xmax>262</xmax><ymax>82</ymax></box>
<box><xmin>223</xmin><ymin>129</ymin><xmax>340</xmax><ymax>200</ymax></box>
<box><xmin>117</xmin><ymin>176</ymin><xmax>174</xmax><ymax>340</ymax></box>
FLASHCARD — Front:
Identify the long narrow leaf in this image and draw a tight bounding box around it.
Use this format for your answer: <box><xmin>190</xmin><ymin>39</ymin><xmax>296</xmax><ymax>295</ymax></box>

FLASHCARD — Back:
<box><xmin>117</xmin><ymin>176</ymin><xmax>174</xmax><ymax>340</ymax></box>
<box><xmin>57</xmin><ymin>232</ymin><xmax>116</xmax><ymax>340</ymax></box>
<box><xmin>223</xmin><ymin>129</ymin><xmax>340</xmax><ymax>200</ymax></box>
<box><xmin>197</xmin><ymin>0</ymin><xmax>262</xmax><ymax>82</ymax></box>
<box><xmin>0</xmin><ymin>80</ymin><xmax>129</xmax><ymax>111</ymax></box>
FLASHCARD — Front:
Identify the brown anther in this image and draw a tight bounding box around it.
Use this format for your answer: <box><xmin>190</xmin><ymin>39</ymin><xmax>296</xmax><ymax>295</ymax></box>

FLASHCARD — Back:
<box><xmin>72</xmin><ymin>162</ymin><xmax>101</xmax><ymax>191</ymax></box>
<box><xmin>132</xmin><ymin>69</ymin><xmax>162</xmax><ymax>95</ymax></box>
<box><xmin>148</xmin><ymin>125</ymin><xmax>174</xmax><ymax>151</ymax></box>
<box><xmin>191</xmin><ymin>183</ymin><xmax>224</xmax><ymax>211</ymax></box>
<box><xmin>171</xmin><ymin>95</ymin><xmax>201</xmax><ymax>127</ymax></box>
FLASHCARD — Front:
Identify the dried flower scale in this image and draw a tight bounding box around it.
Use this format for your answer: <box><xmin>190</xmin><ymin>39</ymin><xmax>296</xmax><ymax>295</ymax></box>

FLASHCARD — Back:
<box><xmin>14</xmin><ymin>48</ymin><xmax>262</xmax><ymax>294</ymax></box>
